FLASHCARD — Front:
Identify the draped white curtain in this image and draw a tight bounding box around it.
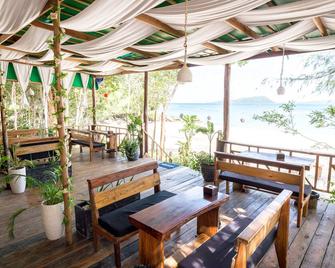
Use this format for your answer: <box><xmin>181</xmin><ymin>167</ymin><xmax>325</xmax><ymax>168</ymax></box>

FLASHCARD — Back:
<box><xmin>74</xmin><ymin>73</ymin><xmax>90</xmax><ymax>127</ymax></box>
<box><xmin>134</xmin><ymin>22</ymin><xmax>232</xmax><ymax>52</ymax></box>
<box><xmin>63</xmin><ymin>20</ymin><xmax>156</xmax><ymax>60</ymax></box>
<box><xmin>0</xmin><ymin>61</ymin><xmax>9</xmax><ymax>84</ymax></box>
<box><xmin>80</xmin><ymin>61</ymin><xmax>122</xmax><ymax>72</ymax></box>
<box><xmin>13</xmin><ymin>63</ymin><xmax>32</xmax><ymax>108</ymax></box>
<box><xmin>0</xmin><ymin>0</ymin><xmax>48</xmax><ymax>34</ymax></box>
<box><xmin>61</xmin><ymin>0</ymin><xmax>165</xmax><ymax>31</ymax></box>
<box><xmin>284</xmin><ymin>36</ymin><xmax>335</xmax><ymax>51</ymax></box>
<box><xmin>62</xmin><ymin>72</ymin><xmax>76</xmax><ymax>119</ymax></box>
<box><xmin>211</xmin><ymin>20</ymin><xmax>315</xmax><ymax>52</ymax></box>
<box><xmin>146</xmin><ymin>0</ymin><xmax>271</xmax><ymax>30</ymax></box>
<box><xmin>38</xmin><ymin>66</ymin><xmax>54</xmax><ymax>129</ymax></box>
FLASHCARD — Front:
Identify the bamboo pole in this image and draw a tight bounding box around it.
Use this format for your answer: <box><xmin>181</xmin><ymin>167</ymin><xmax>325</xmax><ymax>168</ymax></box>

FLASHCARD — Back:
<box><xmin>152</xmin><ymin>110</ymin><xmax>157</xmax><ymax>158</ymax></box>
<box><xmin>52</xmin><ymin>0</ymin><xmax>72</xmax><ymax>245</ymax></box>
<box><xmin>159</xmin><ymin>111</ymin><xmax>165</xmax><ymax>161</ymax></box>
<box><xmin>143</xmin><ymin>72</ymin><xmax>148</xmax><ymax>154</ymax></box>
<box><xmin>91</xmin><ymin>77</ymin><xmax>97</xmax><ymax>127</ymax></box>
<box><xmin>0</xmin><ymin>70</ymin><xmax>10</xmax><ymax>163</ymax></box>
<box><xmin>223</xmin><ymin>64</ymin><xmax>231</xmax><ymax>152</ymax></box>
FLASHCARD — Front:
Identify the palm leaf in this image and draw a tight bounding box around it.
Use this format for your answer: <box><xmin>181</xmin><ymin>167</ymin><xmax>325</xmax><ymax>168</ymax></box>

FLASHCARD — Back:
<box><xmin>7</xmin><ymin>208</ymin><xmax>28</xmax><ymax>239</ymax></box>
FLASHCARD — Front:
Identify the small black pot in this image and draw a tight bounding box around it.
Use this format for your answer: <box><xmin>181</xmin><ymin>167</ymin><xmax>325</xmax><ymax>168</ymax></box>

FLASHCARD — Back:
<box><xmin>75</xmin><ymin>193</ymin><xmax>140</xmax><ymax>239</ymax></box>
<box><xmin>126</xmin><ymin>150</ymin><xmax>139</xmax><ymax>161</ymax></box>
<box><xmin>200</xmin><ymin>163</ymin><xmax>215</xmax><ymax>182</ymax></box>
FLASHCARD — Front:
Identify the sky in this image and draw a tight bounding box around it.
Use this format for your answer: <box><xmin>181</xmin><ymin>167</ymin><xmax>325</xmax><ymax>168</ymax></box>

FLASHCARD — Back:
<box><xmin>171</xmin><ymin>50</ymin><xmax>335</xmax><ymax>104</ymax></box>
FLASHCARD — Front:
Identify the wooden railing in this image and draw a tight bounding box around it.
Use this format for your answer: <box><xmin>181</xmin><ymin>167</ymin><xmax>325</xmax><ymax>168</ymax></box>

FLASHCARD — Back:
<box><xmin>143</xmin><ymin>129</ymin><xmax>172</xmax><ymax>163</ymax></box>
<box><xmin>90</xmin><ymin>124</ymin><xmax>127</xmax><ymax>147</ymax></box>
<box><xmin>218</xmin><ymin>140</ymin><xmax>335</xmax><ymax>193</ymax></box>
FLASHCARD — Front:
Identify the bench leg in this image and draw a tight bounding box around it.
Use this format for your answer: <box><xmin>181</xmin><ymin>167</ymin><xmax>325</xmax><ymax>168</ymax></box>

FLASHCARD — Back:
<box><xmin>197</xmin><ymin>207</ymin><xmax>219</xmax><ymax>237</ymax></box>
<box><xmin>303</xmin><ymin>200</ymin><xmax>309</xmax><ymax>217</ymax></box>
<box><xmin>226</xmin><ymin>181</ymin><xmax>230</xmax><ymax>194</ymax></box>
<box><xmin>101</xmin><ymin>149</ymin><xmax>105</xmax><ymax>159</ymax></box>
<box><xmin>80</xmin><ymin>145</ymin><xmax>83</xmax><ymax>153</ymax></box>
<box><xmin>93</xmin><ymin>230</ymin><xmax>100</xmax><ymax>252</ymax></box>
<box><xmin>297</xmin><ymin>205</ymin><xmax>303</xmax><ymax>228</ymax></box>
<box><xmin>69</xmin><ymin>143</ymin><xmax>72</xmax><ymax>154</ymax></box>
<box><xmin>114</xmin><ymin>242</ymin><xmax>121</xmax><ymax>268</ymax></box>
<box><xmin>90</xmin><ymin>150</ymin><xmax>93</xmax><ymax>162</ymax></box>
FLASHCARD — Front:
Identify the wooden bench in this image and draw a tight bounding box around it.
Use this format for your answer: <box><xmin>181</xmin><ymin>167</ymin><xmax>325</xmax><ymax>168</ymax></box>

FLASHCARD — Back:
<box><xmin>87</xmin><ymin>160</ymin><xmax>175</xmax><ymax>268</ymax></box>
<box><xmin>178</xmin><ymin>190</ymin><xmax>292</xmax><ymax>268</ymax></box>
<box><xmin>214</xmin><ymin>152</ymin><xmax>311</xmax><ymax>227</ymax></box>
<box><xmin>68</xmin><ymin>129</ymin><xmax>105</xmax><ymax>161</ymax></box>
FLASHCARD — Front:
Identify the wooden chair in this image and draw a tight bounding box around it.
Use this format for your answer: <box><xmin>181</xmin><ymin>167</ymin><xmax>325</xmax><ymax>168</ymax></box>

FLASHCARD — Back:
<box><xmin>87</xmin><ymin>160</ymin><xmax>175</xmax><ymax>268</ymax></box>
<box><xmin>68</xmin><ymin>129</ymin><xmax>105</xmax><ymax>161</ymax></box>
<box><xmin>178</xmin><ymin>190</ymin><xmax>292</xmax><ymax>268</ymax></box>
<box><xmin>214</xmin><ymin>152</ymin><xmax>311</xmax><ymax>227</ymax></box>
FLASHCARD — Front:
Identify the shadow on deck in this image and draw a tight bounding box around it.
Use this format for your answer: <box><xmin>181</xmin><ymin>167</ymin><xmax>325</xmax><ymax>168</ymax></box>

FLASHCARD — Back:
<box><xmin>0</xmin><ymin>149</ymin><xmax>334</xmax><ymax>268</ymax></box>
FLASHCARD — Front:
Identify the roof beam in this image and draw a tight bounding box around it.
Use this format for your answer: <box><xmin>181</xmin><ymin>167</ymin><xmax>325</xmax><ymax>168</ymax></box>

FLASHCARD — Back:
<box><xmin>313</xmin><ymin>17</ymin><xmax>328</xmax><ymax>36</ymax></box>
<box><xmin>136</xmin><ymin>14</ymin><xmax>228</xmax><ymax>54</ymax></box>
<box><xmin>226</xmin><ymin>18</ymin><xmax>280</xmax><ymax>52</ymax></box>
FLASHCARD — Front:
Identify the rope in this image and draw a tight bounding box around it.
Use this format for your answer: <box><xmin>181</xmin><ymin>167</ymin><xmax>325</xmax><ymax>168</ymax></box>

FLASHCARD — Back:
<box><xmin>183</xmin><ymin>0</ymin><xmax>189</xmax><ymax>66</ymax></box>
<box><xmin>279</xmin><ymin>44</ymin><xmax>286</xmax><ymax>86</ymax></box>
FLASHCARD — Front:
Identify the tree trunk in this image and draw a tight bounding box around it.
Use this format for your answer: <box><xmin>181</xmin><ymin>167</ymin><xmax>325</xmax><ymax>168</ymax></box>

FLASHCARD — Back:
<box><xmin>0</xmin><ymin>76</ymin><xmax>10</xmax><ymax>165</ymax></box>
<box><xmin>52</xmin><ymin>0</ymin><xmax>72</xmax><ymax>245</ymax></box>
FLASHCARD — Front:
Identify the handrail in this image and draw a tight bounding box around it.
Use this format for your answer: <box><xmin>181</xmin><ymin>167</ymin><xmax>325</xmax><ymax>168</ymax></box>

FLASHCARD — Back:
<box><xmin>143</xmin><ymin>128</ymin><xmax>172</xmax><ymax>162</ymax></box>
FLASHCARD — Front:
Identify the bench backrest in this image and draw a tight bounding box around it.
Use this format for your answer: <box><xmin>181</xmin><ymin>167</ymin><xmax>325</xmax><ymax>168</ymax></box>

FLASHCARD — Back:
<box><xmin>14</xmin><ymin>142</ymin><xmax>59</xmax><ymax>157</ymax></box>
<box><xmin>8</xmin><ymin>129</ymin><xmax>40</xmax><ymax>138</ymax></box>
<box><xmin>233</xmin><ymin>190</ymin><xmax>292</xmax><ymax>267</ymax></box>
<box><xmin>87</xmin><ymin>161</ymin><xmax>160</xmax><ymax>225</ymax></box>
<box><xmin>215</xmin><ymin>152</ymin><xmax>305</xmax><ymax>187</ymax></box>
<box><xmin>69</xmin><ymin>129</ymin><xmax>92</xmax><ymax>143</ymax></box>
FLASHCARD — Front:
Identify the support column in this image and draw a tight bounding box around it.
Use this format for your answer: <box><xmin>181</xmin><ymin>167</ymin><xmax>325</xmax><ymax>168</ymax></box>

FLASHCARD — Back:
<box><xmin>52</xmin><ymin>0</ymin><xmax>72</xmax><ymax>245</ymax></box>
<box><xmin>0</xmin><ymin>71</ymin><xmax>10</xmax><ymax>164</ymax></box>
<box><xmin>223</xmin><ymin>64</ymin><xmax>231</xmax><ymax>150</ymax></box>
<box><xmin>91</xmin><ymin>77</ymin><xmax>97</xmax><ymax>129</ymax></box>
<box><xmin>143</xmin><ymin>72</ymin><xmax>149</xmax><ymax>154</ymax></box>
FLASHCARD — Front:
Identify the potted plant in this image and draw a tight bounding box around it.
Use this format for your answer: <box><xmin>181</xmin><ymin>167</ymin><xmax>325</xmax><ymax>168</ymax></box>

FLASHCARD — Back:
<box><xmin>6</xmin><ymin>149</ymin><xmax>34</xmax><ymax>194</ymax></box>
<box><xmin>7</xmin><ymin>167</ymin><xmax>66</xmax><ymax>240</ymax></box>
<box><xmin>195</xmin><ymin>117</ymin><xmax>220</xmax><ymax>182</ymax></box>
<box><xmin>120</xmin><ymin>139</ymin><xmax>139</xmax><ymax>161</ymax></box>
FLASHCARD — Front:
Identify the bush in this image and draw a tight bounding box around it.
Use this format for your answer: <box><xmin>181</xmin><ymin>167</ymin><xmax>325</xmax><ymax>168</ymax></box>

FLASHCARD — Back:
<box><xmin>188</xmin><ymin>151</ymin><xmax>214</xmax><ymax>172</ymax></box>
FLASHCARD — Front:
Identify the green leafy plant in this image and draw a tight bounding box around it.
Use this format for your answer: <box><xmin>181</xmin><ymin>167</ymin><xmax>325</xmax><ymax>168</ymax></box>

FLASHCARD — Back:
<box><xmin>8</xmin><ymin>146</ymin><xmax>34</xmax><ymax>170</ymax></box>
<box><xmin>7</xmin><ymin>167</ymin><xmax>65</xmax><ymax>239</ymax></box>
<box><xmin>189</xmin><ymin>151</ymin><xmax>215</xmax><ymax>172</ymax></box>
<box><xmin>127</xmin><ymin>114</ymin><xmax>142</xmax><ymax>140</ymax></box>
<box><xmin>120</xmin><ymin>139</ymin><xmax>139</xmax><ymax>160</ymax></box>
<box><xmin>196</xmin><ymin>116</ymin><xmax>220</xmax><ymax>159</ymax></box>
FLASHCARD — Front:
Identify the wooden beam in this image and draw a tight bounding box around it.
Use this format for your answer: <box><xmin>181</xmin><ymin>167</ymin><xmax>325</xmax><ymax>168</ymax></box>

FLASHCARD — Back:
<box><xmin>136</xmin><ymin>14</ymin><xmax>227</xmax><ymax>54</ymax></box>
<box><xmin>223</xmin><ymin>64</ymin><xmax>231</xmax><ymax>146</ymax></box>
<box><xmin>52</xmin><ymin>0</ymin><xmax>72</xmax><ymax>245</ymax></box>
<box><xmin>143</xmin><ymin>72</ymin><xmax>149</xmax><ymax>154</ymax></box>
<box><xmin>313</xmin><ymin>17</ymin><xmax>328</xmax><ymax>37</ymax></box>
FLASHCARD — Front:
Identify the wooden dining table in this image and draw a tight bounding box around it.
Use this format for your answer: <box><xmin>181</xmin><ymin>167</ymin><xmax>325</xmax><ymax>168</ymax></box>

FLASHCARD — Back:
<box><xmin>129</xmin><ymin>186</ymin><xmax>229</xmax><ymax>268</ymax></box>
<box><xmin>238</xmin><ymin>151</ymin><xmax>315</xmax><ymax>170</ymax></box>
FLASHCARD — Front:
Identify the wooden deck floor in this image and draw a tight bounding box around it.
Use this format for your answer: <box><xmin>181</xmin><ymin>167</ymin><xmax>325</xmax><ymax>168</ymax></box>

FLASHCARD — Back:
<box><xmin>0</xmin><ymin>149</ymin><xmax>335</xmax><ymax>268</ymax></box>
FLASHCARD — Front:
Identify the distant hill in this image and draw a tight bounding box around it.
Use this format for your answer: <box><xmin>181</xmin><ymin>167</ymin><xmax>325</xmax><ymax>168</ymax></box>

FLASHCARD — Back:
<box><xmin>232</xmin><ymin>96</ymin><xmax>275</xmax><ymax>105</ymax></box>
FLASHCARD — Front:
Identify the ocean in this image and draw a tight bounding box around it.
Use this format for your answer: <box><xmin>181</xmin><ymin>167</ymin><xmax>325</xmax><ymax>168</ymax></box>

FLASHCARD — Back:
<box><xmin>166</xmin><ymin>102</ymin><xmax>333</xmax><ymax>151</ymax></box>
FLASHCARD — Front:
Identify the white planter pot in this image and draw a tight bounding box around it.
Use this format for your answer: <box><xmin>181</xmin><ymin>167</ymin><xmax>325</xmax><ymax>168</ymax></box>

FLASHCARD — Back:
<box><xmin>8</xmin><ymin>167</ymin><xmax>26</xmax><ymax>194</ymax></box>
<box><xmin>41</xmin><ymin>201</ymin><xmax>64</xmax><ymax>240</ymax></box>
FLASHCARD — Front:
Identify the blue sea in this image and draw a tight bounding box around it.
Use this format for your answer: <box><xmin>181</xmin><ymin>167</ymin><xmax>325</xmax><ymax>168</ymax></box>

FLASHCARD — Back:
<box><xmin>166</xmin><ymin>102</ymin><xmax>333</xmax><ymax>151</ymax></box>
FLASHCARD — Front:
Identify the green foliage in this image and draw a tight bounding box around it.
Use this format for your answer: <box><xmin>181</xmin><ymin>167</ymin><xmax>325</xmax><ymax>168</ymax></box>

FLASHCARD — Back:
<box><xmin>7</xmin><ymin>208</ymin><xmax>28</xmax><ymax>240</ymax></box>
<box><xmin>188</xmin><ymin>151</ymin><xmax>215</xmax><ymax>172</ymax></box>
<box><xmin>309</xmin><ymin>105</ymin><xmax>335</xmax><ymax>128</ymax></box>
<box><xmin>7</xmin><ymin>147</ymin><xmax>34</xmax><ymax>170</ymax></box>
<box><xmin>119</xmin><ymin>139</ymin><xmax>139</xmax><ymax>159</ymax></box>
<box><xmin>196</xmin><ymin>116</ymin><xmax>218</xmax><ymax>157</ymax></box>
<box><xmin>127</xmin><ymin>114</ymin><xmax>142</xmax><ymax>140</ymax></box>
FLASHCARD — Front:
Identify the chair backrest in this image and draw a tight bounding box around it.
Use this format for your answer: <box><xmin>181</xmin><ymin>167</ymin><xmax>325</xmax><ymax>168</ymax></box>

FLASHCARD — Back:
<box><xmin>87</xmin><ymin>160</ymin><xmax>160</xmax><ymax>224</ymax></box>
<box><xmin>215</xmin><ymin>152</ymin><xmax>305</xmax><ymax>187</ymax></box>
<box><xmin>233</xmin><ymin>190</ymin><xmax>292</xmax><ymax>267</ymax></box>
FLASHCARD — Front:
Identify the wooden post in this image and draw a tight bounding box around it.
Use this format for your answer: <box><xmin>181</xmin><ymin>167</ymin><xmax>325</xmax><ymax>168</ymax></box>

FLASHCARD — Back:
<box><xmin>0</xmin><ymin>70</ymin><xmax>10</xmax><ymax>163</ymax></box>
<box><xmin>52</xmin><ymin>0</ymin><xmax>72</xmax><ymax>245</ymax></box>
<box><xmin>223</xmin><ymin>64</ymin><xmax>231</xmax><ymax>151</ymax></box>
<box><xmin>143</xmin><ymin>72</ymin><xmax>149</xmax><ymax>154</ymax></box>
<box><xmin>91</xmin><ymin>76</ymin><xmax>97</xmax><ymax>129</ymax></box>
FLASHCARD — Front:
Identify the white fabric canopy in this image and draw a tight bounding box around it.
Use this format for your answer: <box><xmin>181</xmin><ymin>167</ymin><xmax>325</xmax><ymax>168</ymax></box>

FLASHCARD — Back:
<box><xmin>38</xmin><ymin>66</ymin><xmax>54</xmax><ymax>129</ymax></box>
<box><xmin>13</xmin><ymin>63</ymin><xmax>32</xmax><ymax>108</ymax></box>
<box><xmin>0</xmin><ymin>61</ymin><xmax>9</xmax><ymax>84</ymax></box>
<box><xmin>63</xmin><ymin>71</ymin><xmax>76</xmax><ymax>118</ymax></box>
<box><xmin>134</xmin><ymin>22</ymin><xmax>232</xmax><ymax>52</ymax></box>
<box><xmin>80</xmin><ymin>61</ymin><xmax>122</xmax><ymax>72</ymax></box>
<box><xmin>284</xmin><ymin>36</ymin><xmax>335</xmax><ymax>51</ymax></box>
<box><xmin>122</xmin><ymin>62</ymin><xmax>173</xmax><ymax>72</ymax></box>
<box><xmin>238</xmin><ymin>0</ymin><xmax>335</xmax><ymax>26</ymax></box>
<box><xmin>61</xmin><ymin>0</ymin><xmax>165</xmax><ymax>32</ymax></box>
<box><xmin>187</xmin><ymin>50</ymin><xmax>262</xmax><ymax>65</ymax></box>
<box><xmin>211</xmin><ymin>20</ymin><xmax>315</xmax><ymax>52</ymax></box>
<box><xmin>146</xmin><ymin>0</ymin><xmax>271</xmax><ymax>30</ymax></box>
<box><xmin>63</xmin><ymin>20</ymin><xmax>156</xmax><ymax>60</ymax></box>
<box><xmin>0</xmin><ymin>0</ymin><xmax>48</xmax><ymax>34</ymax></box>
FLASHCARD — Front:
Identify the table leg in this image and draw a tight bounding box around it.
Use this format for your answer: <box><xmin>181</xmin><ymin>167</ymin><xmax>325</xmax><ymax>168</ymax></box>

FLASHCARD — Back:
<box><xmin>197</xmin><ymin>207</ymin><xmax>219</xmax><ymax>237</ymax></box>
<box><xmin>139</xmin><ymin>230</ymin><xmax>165</xmax><ymax>268</ymax></box>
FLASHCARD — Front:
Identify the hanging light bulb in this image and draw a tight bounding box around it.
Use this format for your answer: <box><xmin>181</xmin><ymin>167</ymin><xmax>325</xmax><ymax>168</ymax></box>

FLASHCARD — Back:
<box><xmin>177</xmin><ymin>0</ymin><xmax>192</xmax><ymax>84</ymax></box>
<box><xmin>277</xmin><ymin>44</ymin><xmax>286</xmax><ymax>95</ymax></box>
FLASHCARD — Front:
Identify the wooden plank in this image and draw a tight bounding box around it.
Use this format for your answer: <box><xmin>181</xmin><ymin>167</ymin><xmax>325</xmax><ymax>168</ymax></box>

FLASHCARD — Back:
<box><xmin>15</xmin><ymin>142</ymin><xmax>58</xmax><ymax>156</ymax></box>
<box><xmin>321</xmin><ymin>206</ymin><xmax>335</xmax><ymax>267</ymax></box>
<box><xmin>94</xmin><ymin>173</ymin><xmax>160</xmax><ymax>209</ymax></box>
<box><xmin>313</xmin><ymin>17</ymin><xmax>328</xmax><ymax>37</ymax></box>
<box><xmin>300</xmin><ymin>203</ymin><xmax>335</xmax><ymax>267</ymax></box>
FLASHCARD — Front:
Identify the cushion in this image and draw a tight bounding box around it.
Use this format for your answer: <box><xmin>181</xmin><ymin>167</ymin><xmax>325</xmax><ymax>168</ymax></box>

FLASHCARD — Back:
<box><xmin>220</xmin><ymin>171</ymin><xmax>312</xmax><ymax>198</ymax></box>
<box><xmin>71</xmin><ymin>139</ymin><xmax>105</xmax><ymax>148</ymax></box>
<box><xmin>98</xmin><ymin>190</ymin><xmax>175</xmax><ymax>237</ymax></box>
<box><xmin>178</xmin><ymin>215</ymin><xmax>277</xmax><ymax>268</ymax></box>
